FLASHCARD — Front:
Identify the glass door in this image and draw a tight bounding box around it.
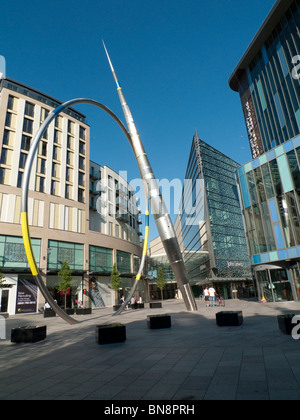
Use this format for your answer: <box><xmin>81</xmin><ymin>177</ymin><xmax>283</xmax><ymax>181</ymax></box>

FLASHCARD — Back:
<box><xmin>256</xmin><ymin>270</ymin><xmax>274</xmax><ymax>302</ymax></box>
<box><xmin>269</xmin><ymin>269</ymin><xmax>293</xmax><ymax>301</ymax></box>
<box><xmin>0</xmin><ymin>289</ymin><xmax>9</xmax><ymax>312</ymax></box>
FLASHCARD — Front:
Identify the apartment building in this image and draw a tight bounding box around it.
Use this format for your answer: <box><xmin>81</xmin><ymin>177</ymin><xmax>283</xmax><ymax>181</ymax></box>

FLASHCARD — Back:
<box><xmin>0</xmin><ymin>77</ymin><xmax>143</xmax><ymax>314</ymax></box>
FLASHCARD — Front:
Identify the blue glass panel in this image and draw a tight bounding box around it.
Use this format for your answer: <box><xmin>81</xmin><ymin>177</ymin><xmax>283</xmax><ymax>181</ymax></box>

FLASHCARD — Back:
<box><xmin>284</xmin><ymin>140</ymin><xmax>294</xmax><ymax>153</ymax></box>
<box><xmin>239</xmin><ymin>174</ymin><xmax>251</xmax><ymax>209</ymax></box>
<box><xmin>269</xmin><ymin>251</ymin><xmax>278</xmax><ymax>261</ymax></box>
<box><xmin>244</xmin><ymin>162</ymin><xmax>252</xmax><ymax>173</ymax></box>
<box><xmin>252</xmin><ymin>159</ymin><xmax>259</xmax><ymax>169</ymax></box>
<box><xmin>295</xmin><ymin>109</ymin><xmax>300</xmax><ymax>131</ymax></box>
<box><xmin>274</xmin><ymin>92</ymin><xmax>286</xmax><ymax>128</ymax></box>
<box><xmin>269</xmin><ymin>199</ymin><xmax>279</xmax><ymax>222</ymax></box>
<box><xmin>253</xmin><ymin>254</ymin><xmax>261</xmax><ymax>264</ymax></box>
<box><xmin>267</xmin><ymin>150</ymin><xmax>276</xmax><ymax>161</ymax></box>
<box><xmin>287</xmin><ymin>247</ymin><xmax>298</xmax><ymax>259</ymax></box>
<box><xmin>277</xmin><ymin>154</ymin><xmax>294</xmax><ymax>192</ymax></box>
<box><xmin>274</xmin><ymin>224</ymin><xmax>285</xmax><ymax>249</ymax></box>
<box><xmin>293</xmin><ymin>135</ymin><xmax>300</xmax><ymax>148</ymax></box>
<box><xmin>257</xmin><ymin>79</ymin><xmax>267</xmax><ymax>111</ymax></box>
<box><xmin>259</xmin><ymin>154</ymin><xmax>267</xmax><ymax>165</ymax></box>
<box><xmin>278</xmin><ymin>249</ymin><xmax>288</xmax><ymax>260</ymax></box>
<box><xmin>275</xmin><ymin>145</ymin><xmax>285</xmax><ymax>157</ymax></box>
<box><xmin>261</xmin><ymin>253</ymin><xmax>270</xmax><ymax>263</ymax></box>
<box><xmin>237</xmin><ymin>166</ymin><xmax>245</xmax><ymax>177</ymax></box>
<box><xmin>277</xmin><ymin>43</ymin><xmax>289</xmax><ymax>77</ymax></box>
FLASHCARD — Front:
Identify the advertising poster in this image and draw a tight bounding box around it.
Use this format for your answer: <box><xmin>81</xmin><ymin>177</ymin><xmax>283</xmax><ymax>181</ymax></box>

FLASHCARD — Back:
<box><xmin>15</xmin><ymin>277</ymin><xmax>37</xmax><ymax>314</ymax></box>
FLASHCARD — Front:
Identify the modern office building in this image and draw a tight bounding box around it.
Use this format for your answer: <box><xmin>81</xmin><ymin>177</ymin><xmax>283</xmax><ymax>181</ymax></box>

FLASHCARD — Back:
<box><xmin>0</xmin><ymin>77</ymin><xmax>143</xmax><ymax>314</ymax></box>
<box><xmin>173</xmin><ymin>133</ymin><xmax>253</xmax><ymax>299</ymax></box>
<box><xmin>229</xmin><ymin>0</ymin><xmax>300</xmax><ymax>301</ymax></box>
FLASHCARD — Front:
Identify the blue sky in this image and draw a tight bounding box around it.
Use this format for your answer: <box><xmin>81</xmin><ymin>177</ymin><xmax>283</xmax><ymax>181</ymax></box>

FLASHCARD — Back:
<box><xmin>1</xmin><ymin>0</ymin><xmax>276</xmax><ymax>240</ymax></box>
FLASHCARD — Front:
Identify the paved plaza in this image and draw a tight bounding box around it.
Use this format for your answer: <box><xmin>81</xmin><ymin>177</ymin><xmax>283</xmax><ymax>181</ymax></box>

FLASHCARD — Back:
<box><xmin>0</xmin><ymin>298</ymin><xmax>300</xmax><ymax>401</ymax></box>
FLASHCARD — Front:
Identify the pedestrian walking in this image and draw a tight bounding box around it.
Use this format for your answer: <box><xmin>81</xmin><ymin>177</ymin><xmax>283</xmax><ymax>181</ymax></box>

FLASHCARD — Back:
<box><xmin>209</xmin><ymin>285</ymin><xmax>216</xmax><ymax>307</ymax></box>
<box><xmin>203</xmin><ymin>286</ymin><xmax>210</xmax><ymax>307</ymax></box>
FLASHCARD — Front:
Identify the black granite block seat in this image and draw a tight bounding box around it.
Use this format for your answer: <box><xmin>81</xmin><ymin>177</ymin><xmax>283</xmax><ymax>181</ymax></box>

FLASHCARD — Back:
<box><xmin>11</xmin><ymin>325</ymin><xmax>47</xmax><ymax>343</ymax></box>
<box><xmin>95</xmin><ymin>324</ymin><xmax>126</xmax><ymax>344</ymax></box>
<box><xmin>147</xmin><ymin>314</ymin><xmax>171</xmax><ymax>329</ymax></box>
<box><xmin>216</xmin><ymin>311</ymin><xmax>243</xmax><ymax>326</ymax></box>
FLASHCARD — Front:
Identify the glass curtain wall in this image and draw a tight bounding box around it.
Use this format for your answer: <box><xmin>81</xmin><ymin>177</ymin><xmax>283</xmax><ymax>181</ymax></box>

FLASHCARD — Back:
<box><xmin>236</xmin><ymin>136</ymin><xmax>300</xmax><ymax>301</ymax></box>
<box><xmin>244</xmin><ymin>0</ymin><xmax>300</xmax><ymax>153</ymax></box>
<box><xmin>178</xmin><ymin>134</ymin><xmax>251</xmax><ymax>286</ymax></box>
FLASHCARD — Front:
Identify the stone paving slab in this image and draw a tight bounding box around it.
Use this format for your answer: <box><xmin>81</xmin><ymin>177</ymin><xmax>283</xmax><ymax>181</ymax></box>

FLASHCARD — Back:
<box><xmin>0</xmin><ymin>298</ymin><xmax>300</xmax><ymax>401</ymax></box>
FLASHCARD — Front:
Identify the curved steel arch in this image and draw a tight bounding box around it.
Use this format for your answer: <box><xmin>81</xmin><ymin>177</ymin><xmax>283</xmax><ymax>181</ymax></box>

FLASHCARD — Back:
<box><xmin>21</xmin><ymin>98</ymin><xmax>149</xmax><ymax>324</ymax></box>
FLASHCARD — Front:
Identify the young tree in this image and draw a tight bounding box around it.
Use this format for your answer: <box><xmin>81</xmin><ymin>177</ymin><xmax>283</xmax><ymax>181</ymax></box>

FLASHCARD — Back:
<box><xmin>156</xmin><ymin>267</ymin><xmax>166</xmax><ymax>301</ymax></box>
<box><xmin>57</xmin><ymin>260</ymin><xmax>73</xmax><ymax>310</ymax></box>
<box><xmin>109</xmin><ymin>264</ymin><xmax>122</xmax><ymax>305</ymax></box>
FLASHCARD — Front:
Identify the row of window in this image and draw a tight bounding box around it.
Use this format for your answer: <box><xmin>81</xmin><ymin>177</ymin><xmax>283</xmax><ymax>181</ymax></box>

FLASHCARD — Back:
<box><xmin>246</xmin><ymin>0</ymin><xmax>300</xmax><ymax>153</ymax></box>
<box><xmin>1</xmin><ymin>96</ymin><xmax>87</xmax><ymax>203</ymax></box>
<box><xmin>237</xmin><ymin>143</ymin><xmax>300</xmax><ymax>255</ymax></box>
<box><xmin>0</xmin><ymin>235</ymin><xmax>137</xmax><ymax>274</ymax></box>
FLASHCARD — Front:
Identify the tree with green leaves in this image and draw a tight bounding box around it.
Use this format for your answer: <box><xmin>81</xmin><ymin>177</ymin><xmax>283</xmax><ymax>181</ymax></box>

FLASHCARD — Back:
<box><xmin>109</xmin><ymin>264</ymin><xmax>122</xmax><ymax>304</ymax></box>
<box><xmin>57</xmin><ymin>260</ymin><xmax>73</xmax><ymax>309</ymax></box>
<box><xmin>156</xmin><ymin>267</ymin><xmax>166</xmax><ymax>301</ymax></box>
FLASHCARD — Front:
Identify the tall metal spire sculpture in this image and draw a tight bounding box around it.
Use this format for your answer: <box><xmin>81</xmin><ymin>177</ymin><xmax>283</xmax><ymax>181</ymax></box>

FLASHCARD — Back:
<box><xmin>103</xmin><ymin>42</ymin><xmax>197</xmax><ymax>312</ymax></box>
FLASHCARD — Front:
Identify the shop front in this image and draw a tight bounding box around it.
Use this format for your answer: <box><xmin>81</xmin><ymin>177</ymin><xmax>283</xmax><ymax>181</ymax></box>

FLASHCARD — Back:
<box><xmin>254</xmin><ymin>263</ymin><xmax>299</xmax><ymax>302</ymax></box>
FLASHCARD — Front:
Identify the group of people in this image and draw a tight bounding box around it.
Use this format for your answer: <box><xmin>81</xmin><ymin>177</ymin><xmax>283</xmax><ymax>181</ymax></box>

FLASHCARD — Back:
<box><xmin>120</xmin><ymin>295</ymin><xmax>143</xmax><ymax>310</ymax></box>
<box><xmin>203</xmin><ymin>285</ymin><xmax>217</xmax><ymax>307</ymax></box>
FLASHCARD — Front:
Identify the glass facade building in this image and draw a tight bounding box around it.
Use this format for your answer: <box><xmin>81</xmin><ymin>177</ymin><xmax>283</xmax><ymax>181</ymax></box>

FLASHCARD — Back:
<box><xmin>230</xmin><ymin>0</ymin><xmax>300</xmax><ymax>301</ymax></box>
<box><xmin>175</xmin><ymin>133</ymin><xmax>253</xmax><ymax>299</ymax></box>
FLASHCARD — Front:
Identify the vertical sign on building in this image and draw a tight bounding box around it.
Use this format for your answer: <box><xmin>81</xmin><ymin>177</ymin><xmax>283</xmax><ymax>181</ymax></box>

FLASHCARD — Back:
<box><xmin>15</xmin><ymin>277</ymin><xmax>37</xmax><ymax>314</ymax></box>
<box><xmin>239</xmin><ymin>72</ymin><xmax>264</xmax><ymax>159</ymax></box>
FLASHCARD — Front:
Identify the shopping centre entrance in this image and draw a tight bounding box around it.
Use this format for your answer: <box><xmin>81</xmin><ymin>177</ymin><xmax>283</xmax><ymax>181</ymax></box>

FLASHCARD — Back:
<box><xmin>255</xmin><ymin>266</ymin><xmax>298</xmax><ymax>302</ymax></box>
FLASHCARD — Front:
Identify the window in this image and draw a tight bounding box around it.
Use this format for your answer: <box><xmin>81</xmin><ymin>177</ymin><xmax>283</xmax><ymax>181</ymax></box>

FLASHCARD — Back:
<box><xmin>24</xmin><ymin>102</ymin><xmax>34</xmax><ymax>117</ymax></box>
<box><xmin>68</xmin><ymin>120</ymin><xmax>74</xmax><ymax>134</ymax></box>
<box><xmin>51</xmin><ymin>180</ymin><xmax>57</xmax><ymax>195</ymax></box>
<box><xmin>65</xmin><ymin>184</ymin><xmax>72</xmax><ymax>199</ymax></box>
<box><xmin>0</xmin><ymin>149</ymin><xmax>7</xmax><ymax>165</ymax></box>
<box><xmin>36</xmin><ymin>176</ymin><xmax>45</xmax><ymax>192</ymax></box>
<box><xmin>40</xmin><ymin>141</ymin><xmax>47</xmax><ymax>157</ymax></box>
<box><xmin>21</xmin><ymin>135</ymin><xmax>31</xmax><ymax>151</ymax></box>
<box><xmin>19</xmin><ymin>153</ymin><xmax>27</xmax><ymax>169</ymax></box>
<box><xmin>5</xmin><ymin>112</ymin><xmax>12</xmax><ymax>127</ymax></box>
<box><xmin>23</xmin><ymin>118</ymin><xmax>33</xmax><ymax>134</ymax></box>
<box><xmin>7</xmin><ymin>95</ymin><xmax>16</xmax><ymax>111</ymax></box>
<box><xmin>89</xmin><ymin>246</ymin><xmax>113</xmax><ymax>273</ymax></box>
<box><xmin>79</xmin><ymin>156</ymin><xmax>85</xmax><ymax>170</ymax></box>
<box><xmin>47</xmin><ymin>240</ymin><xmax>83</xmax><ymax>270</ymax></box>
<box><xmin>17</xmin><ymin>171</ymin><xmax>23</xmax><ymax>188</ymax></box>
<box><xmin>0</xmin><ymin>168</ymin><xmax>5</xmax><ymax>184</ymax></box>
<box><xmin>79</xmin><ymin>140</ymin><xmax>85</xmax><ymax>155</ymax></box>
<box><xmin>53</xmin><ymin>146</ymin><xmax>59</xmax><ymax>161</ymax></box>
<box><xmin>78</xmin><ymin>188</ymin><xmax>84</xmax><ymax>203</ymax></box>
<box><xmin>67</xmin><ymin>135</ymin><xmax>73</xmax><ymax>150</ymax></box>
<box><xmin>3</xmin><ymin>130</ymin><xmax>11</xmax><ymax>146</ymax></box>
<box><xmin>117</xmin><ymin>250</ymin><xmax>131</xmax><ymax>273</ymax></box>
<box><xmin>79</xmin><ymin>126</ymin><xmax>85</xmax><ymax>140</ymax></box>
<box><xmin>78</xmin><ymin>172</ymin><xmax>84</xmax><ymax>186</ymax></box>
<box><xmin>0</xmin><ymin>235</ymin><xmax>41</xmax><ymax>269</ymax></box>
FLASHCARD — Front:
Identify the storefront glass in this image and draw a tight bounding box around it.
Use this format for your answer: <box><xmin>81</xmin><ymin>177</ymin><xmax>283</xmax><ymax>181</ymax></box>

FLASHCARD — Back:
<box><xmin>256</xmin><ymin>268</ymin><xmax>294</xmax><ymax>302</ymax></box>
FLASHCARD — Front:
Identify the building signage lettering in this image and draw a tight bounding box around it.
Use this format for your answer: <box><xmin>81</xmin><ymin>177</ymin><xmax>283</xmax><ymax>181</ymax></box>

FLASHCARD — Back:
<box><xmin>244</xmin><ymin>100</ymin><xmax>260</xmax><ymax>159</ymax></box>
<box><xmin>292</xmin><ymin>55</ymin><xmax>300</xmax><ymax>80</ymax></box>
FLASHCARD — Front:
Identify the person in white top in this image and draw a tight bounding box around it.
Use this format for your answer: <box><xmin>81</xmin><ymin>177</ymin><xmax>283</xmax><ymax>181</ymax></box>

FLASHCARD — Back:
<box><xmin>203</xmin><ymin>286</ymin><xmax>210</xmax><ymax>307</ymax></box>
<box><xmin>208</xmin><ymin>286</ymin><xmax>216</xmax><ymax>307</ymax></box>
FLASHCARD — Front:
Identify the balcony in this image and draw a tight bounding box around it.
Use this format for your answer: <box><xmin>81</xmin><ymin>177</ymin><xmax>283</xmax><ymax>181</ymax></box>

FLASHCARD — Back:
<box><xmin>116</xmin><ymin>212</ymin><xmax>129</xmax><ymax>223</ymax></box>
